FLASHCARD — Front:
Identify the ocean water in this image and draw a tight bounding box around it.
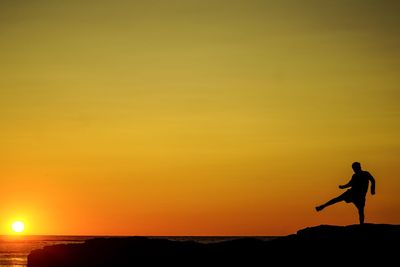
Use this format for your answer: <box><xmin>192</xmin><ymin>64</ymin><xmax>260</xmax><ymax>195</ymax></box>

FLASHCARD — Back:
<box><xmin>0</xmin><ymin>235</ymin><xmax>90</xmax><ymax>267</ymax></box>
<box><xmin>0</xmin><ymin>235</ymin><xmax>274</xmax><ymax>267</ymax></box>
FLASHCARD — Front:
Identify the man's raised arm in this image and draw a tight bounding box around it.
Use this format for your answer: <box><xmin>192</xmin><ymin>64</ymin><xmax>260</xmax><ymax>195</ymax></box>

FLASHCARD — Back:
<box><xmin>339</xmin><ymin>178</ymin><xmax>353</xmax><ymax>189</ymax></box>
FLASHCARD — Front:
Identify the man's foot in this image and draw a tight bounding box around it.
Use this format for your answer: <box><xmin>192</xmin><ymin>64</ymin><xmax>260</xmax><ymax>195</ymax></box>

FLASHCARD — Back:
<box><xmin>315</xmin><ymin>205</ymin><xmax>323</xmax><ymax>212</ymax></box>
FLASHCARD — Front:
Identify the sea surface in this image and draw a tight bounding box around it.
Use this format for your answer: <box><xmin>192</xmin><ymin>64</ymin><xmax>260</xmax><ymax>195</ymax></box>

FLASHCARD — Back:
<box><xmin>0</xmin><ymin>235</ymin><xmax>274</xmax><ymax>267</ymax></box>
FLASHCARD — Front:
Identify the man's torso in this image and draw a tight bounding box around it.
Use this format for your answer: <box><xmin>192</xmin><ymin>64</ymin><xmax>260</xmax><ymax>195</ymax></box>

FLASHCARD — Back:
<box><xmin>350</xmin><ymin>171</ymin><xmax>371</xmax><ymax>197</ymax></box>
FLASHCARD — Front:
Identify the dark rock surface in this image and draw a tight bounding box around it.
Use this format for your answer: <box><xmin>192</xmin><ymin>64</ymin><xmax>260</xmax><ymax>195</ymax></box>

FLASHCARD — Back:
<box><xmin>28</xmin><ymin>224</ymin><xmax>400</xmax><ymax>266</ymax></box>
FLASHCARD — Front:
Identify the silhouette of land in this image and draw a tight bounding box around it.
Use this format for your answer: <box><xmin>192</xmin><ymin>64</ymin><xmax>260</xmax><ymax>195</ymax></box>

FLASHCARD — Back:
<box><xmin>28</xmin><ymin>224</ymin><xmax>399</xmax><ymax>266</ymax></box>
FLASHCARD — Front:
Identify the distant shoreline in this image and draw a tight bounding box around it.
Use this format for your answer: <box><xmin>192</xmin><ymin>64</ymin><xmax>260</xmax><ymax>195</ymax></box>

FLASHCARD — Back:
<box><xmin>0</xmin><ymin>235</ymin><xmax>277</xmax><ymax>266</ymax></box>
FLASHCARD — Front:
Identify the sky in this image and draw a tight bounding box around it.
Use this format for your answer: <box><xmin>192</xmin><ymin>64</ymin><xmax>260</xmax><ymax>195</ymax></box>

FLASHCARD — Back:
<box><xmin>1</xmin><ymin>0</ymin><xmax>399</xmax><ymax>236</ymax></box>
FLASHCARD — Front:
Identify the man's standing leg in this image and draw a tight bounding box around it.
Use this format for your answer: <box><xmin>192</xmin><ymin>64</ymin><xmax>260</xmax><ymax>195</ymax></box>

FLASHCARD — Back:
<box><xmin>355</xmin><ymin>200</ymin><xmax>365</xmax><ymax>225</ymax></box>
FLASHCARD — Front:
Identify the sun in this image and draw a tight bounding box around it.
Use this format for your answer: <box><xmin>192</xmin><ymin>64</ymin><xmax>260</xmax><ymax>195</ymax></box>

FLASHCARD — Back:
<box><xmin>11</xmin><ymin>221</ymin><xmax>25</xmax><ymax>233</ymax></box>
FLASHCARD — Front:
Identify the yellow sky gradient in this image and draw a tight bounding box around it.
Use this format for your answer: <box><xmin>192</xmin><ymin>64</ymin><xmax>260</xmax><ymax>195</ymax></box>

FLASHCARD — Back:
<box><xmin>1</xmin><ymin>0</ymin><xmax>399</xmax><ymax>235</ymax></box>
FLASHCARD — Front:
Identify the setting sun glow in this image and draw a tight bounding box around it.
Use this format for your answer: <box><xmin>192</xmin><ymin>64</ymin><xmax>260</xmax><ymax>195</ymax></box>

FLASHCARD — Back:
<box><xmin>11</xmin><ymin>221</ymin><xmax>25</xmax><ymax>233</ymax></box>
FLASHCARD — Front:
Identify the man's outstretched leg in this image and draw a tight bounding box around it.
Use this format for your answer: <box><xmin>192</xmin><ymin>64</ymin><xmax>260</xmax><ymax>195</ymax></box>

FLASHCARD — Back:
<box><xmin>315</xmin><ymin>194</ymin><xmax>345</xmax><ymax>212</ymax></box>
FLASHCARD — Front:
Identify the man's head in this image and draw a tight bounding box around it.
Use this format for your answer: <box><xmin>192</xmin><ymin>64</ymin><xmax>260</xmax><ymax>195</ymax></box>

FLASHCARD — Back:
<box><xmin>352</xmin><ymin>162</ymin><xmax>362</xmax><ymax>173</ymax></box>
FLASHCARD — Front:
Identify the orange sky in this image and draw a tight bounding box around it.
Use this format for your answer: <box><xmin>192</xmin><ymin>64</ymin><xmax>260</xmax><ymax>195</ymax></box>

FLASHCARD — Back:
<box><xmin>1</xmin><ymin>0</ymin><xmax>400</xmax><ymax>236</ymax></box>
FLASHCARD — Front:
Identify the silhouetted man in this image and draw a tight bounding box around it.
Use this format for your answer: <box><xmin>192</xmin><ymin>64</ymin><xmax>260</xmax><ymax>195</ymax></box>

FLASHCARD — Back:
<box><xmin>315</xmin><ymin>162</ymin><xmax>375</xmax><ymax>224</ymax></box>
